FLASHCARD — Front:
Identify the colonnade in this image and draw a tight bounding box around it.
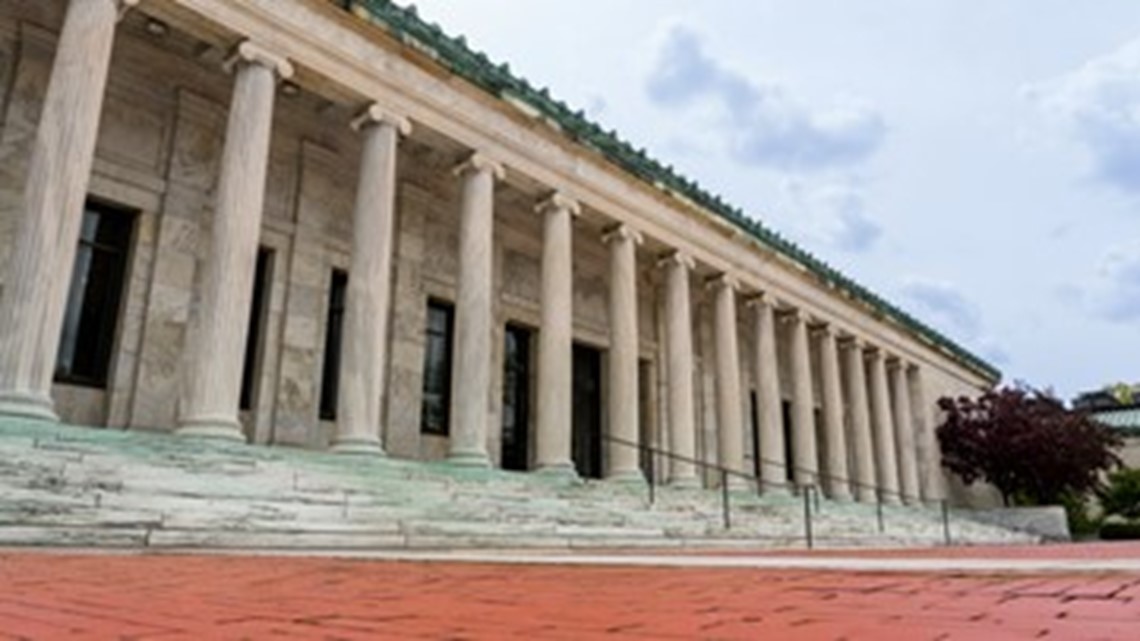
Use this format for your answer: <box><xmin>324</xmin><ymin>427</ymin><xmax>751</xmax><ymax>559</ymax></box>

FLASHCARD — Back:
<box><xmin>0</xmin><ymin>0</ymin><xmax>947</xmax><ymax>504</ymax></box>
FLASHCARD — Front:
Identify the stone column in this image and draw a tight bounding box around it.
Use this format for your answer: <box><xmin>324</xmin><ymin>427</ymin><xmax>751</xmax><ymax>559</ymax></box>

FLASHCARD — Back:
<box><xmin>0</xmin><ymin>0</ymin><xmax>138</xmax><ymax>421</ymax></box>
<box><xmin>534</xmin><ymin>192</ymin><xmax>579</xmax><ymax>476</ymax></box>
<box><xmin>787</xmin><ymin>310</ymin><xmax>819</xmax><ymax>488</ymax></box>
<box><xmin>604</xmin><ymin>224</ymin><xmax>643</xmax><ymax>483</ymax></box>
<box><xmin>910</xmin><ymin>364</ymin><xmax>945</xmax><ymax>502</ymax></box>
<box><xmin>711</xmin><ymin>274</ymin><xmax>745</xmax><ymax>484</ymax></box>
<box><xmin>176</xmin><ymin>42</ymin><xmax>292</xmax><ymax>439</ymax></box>
<box><xmin>815</xmin><ymin>324</ymin><xmax>850</xmax><ymax>500</ymax></box>
<box><xmin>331</xmin><ymin>105</ymin><xmax>410</xmax><ymax>454</ymax></box>
<box><xmin>867</xmin><ymin>347</ymin><xmax>901</xmax><ymax>503</ymax></box>
<box><xmin>447</xmin><ymin>153</ymin><xmax>503</xmax><ymax>467</ymax></box>
<box><xmin>661</xmin><ymin>251</ymin><xmax>698</xmax><ymax>487</ymax></box>
<box><xmin>842</xmin><ymin>338</ymin><xmax>877</xmax><ymax>503</ymax></box>
<box><xmin>890</xmin><ymin>360</ymin><xmax>921</xmax><ymax>504</ymax></box>
<box><xmin>749</xmin><ymin>294</ymin><xmax>786</xmax><ymax>493</ymax></box>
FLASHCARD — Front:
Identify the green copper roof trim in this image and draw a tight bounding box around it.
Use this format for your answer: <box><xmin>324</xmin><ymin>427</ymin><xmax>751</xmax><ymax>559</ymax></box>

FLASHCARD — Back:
<box><xmin>342</xmin><ymin>0</ymin><xmax>1000</xmax><ymax>381</ymax></box>
<box><xmin>1092</xmin><ymin>408</ymin><xmax>1140</xmax><ymax>435</ymax></box>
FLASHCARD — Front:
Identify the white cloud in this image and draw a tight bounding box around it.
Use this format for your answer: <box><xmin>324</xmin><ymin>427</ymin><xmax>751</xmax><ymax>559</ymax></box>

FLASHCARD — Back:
<box><xmin>780</xmin><ymin>178</ymin><xmax>882</xmax><ymax>253</ymax></box>
<box><xmin>899</xmin><ymin>278</ymin><xmax>1009</xmax><ymax>368</ymax></box>
<box><xmin>900</xmin><ymin>279</ymin><xmax>983</xmax><ymax>339</ymax></box>
<box><xmin>1093</xmin><ymin>244</ymin><xmax>1140</xmax><ymax>322</ymax></box>
<box><xmin>646</xmin><ymin>24</ymin><xmax>886</xmax><ymax>172</ymax></box>
<box><xmin>1026</xmin><ymin>38</ymin><xmax>1140</xmax><ymax>193</ymax></box>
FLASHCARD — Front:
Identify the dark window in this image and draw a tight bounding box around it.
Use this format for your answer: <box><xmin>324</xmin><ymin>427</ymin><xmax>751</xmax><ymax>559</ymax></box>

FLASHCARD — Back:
<box><xmin>782</xmin><ymin>400</ymin><xmax>795</xmax><ymax>482</ymax></box>
<box><xmin>239</xmin><ymin>248</ymin><xmax>273</xmax><ymax>411</ymax></box>
<box><xmin>55</xmin><ymin>201</ymin><xmax>134</xmax><ymax>388</ymax></box>
<box><xmin>500</xmin><ymin>324</ymin><xmax>532</xmax><ymax>471</ymax></box>
<box><xmin>572</xmin><ymin>344</ymin><xmax>603</xmax><ymax>480</ymax></box>
<box><xmin>420</xmin><ymin>300</ymin><xmax>454</xmax><ymax>435</ymax></box>
<box><xmin>319</xmin><ymin>270</ymin><xmax>348</xmax><ymax>420</ymax></box>
<box><xmin>750</xmin><ymin>391</ymin><xmax>762</xmax><ymax>478</ymax></box>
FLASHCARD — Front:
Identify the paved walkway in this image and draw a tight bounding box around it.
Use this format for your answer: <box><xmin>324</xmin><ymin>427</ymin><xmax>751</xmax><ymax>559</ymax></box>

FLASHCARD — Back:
<box><xmin>2</xmin><ymin>547</ymin><xmax>1140</xmax><ymax>639</ymax></box>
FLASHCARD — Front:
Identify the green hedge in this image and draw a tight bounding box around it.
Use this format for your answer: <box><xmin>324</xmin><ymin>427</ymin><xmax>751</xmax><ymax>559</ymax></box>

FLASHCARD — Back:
<box><xmin>1099</xmin><ymin>520</ymin><xmax>1140</xmax><ymax>540</ymax></box>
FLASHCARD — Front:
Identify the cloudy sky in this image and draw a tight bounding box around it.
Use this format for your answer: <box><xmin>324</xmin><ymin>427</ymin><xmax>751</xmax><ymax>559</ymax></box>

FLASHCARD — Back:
<box><xmin>413</xmin><ymin>0</ymin><xmax>1140</xmax><ymax>399</ymax></box>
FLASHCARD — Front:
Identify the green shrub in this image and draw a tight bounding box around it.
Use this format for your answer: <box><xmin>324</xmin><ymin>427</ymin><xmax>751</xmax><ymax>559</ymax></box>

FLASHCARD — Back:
<box><xmin>1099</xmin><ymin>520</ymin><xmax>1140</xmax><ymax>541</ymax></box>
<box><xmin>1060</xmin><ymin>492</ymin><xmax>1100</xmax><ymax>538</ymax></box>
<box><xmin>1099</xmin><ymin>468</ymin><xmax>1140</xmax><ymax>520</ymax></box>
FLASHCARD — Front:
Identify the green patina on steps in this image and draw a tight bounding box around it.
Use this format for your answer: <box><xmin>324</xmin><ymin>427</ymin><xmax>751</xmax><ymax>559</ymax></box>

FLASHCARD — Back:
<box><xmin>0</xmin><ymin>417</ymin><xmax>1031</xmax><ymax>550</ymax></box>
<box><xmin>340</xmin><ymin>0</ymin><xmax>999</xmax><ymax>382</ymax></box>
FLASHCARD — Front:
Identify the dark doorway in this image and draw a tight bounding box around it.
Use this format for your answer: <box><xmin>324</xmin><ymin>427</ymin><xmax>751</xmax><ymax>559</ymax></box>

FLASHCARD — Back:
<box><xmin>501</xmin><ymin>324</ymin><xmax>532</xmax><ymax>472</ymax></box>
<box><xmin>572</xmin><ymin>344</ymin><xmax>603</xmax><ymax>479</ymax></box>
<box><xmin>782</xmin><ymin>400</ymin><xmax>794</xmax><ymax>482</ymax></box>
<box><xmin>750</xmin><ymin>391</ymin><xmax>762</xmax><ymax>478</ymax></box>
<box><xmin>240</xmin><ymin>247</ymin><xmax>273</xmax><ymax>412</ymax></box>
<box><xmin>638</xmin><ymin>359</ymin><xmax>653</xmax><ymax>482</ymax></box>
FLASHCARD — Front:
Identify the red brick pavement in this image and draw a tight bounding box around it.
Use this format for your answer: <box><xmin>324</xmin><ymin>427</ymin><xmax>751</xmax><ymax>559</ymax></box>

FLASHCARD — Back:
<box><xmin>2</xmin><ymin>550</ymin><xmax>1140</xmax><ymax>640</ymax></box>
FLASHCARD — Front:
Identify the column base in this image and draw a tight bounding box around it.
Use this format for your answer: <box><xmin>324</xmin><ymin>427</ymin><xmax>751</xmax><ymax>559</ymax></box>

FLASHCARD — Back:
<box><xmin>535</xmin><ymin>462</ymin><xmax>580</xmax><ymax>481</ymax></box>
<box><xmin>447</xmin><ymin>448</ymin><xmax>491</xmax><ymax>468</ymax></box>
<box><xmin>667</xmin><ymin>475</ymin><xmax>701</xmax><ymax>489</ymax></box>
<box><xmin>0</xmin><ymin>390</ymin><xmax>58</xmax><ymax>422</ymax></box>
<box><xmin>605</xmin><ymin>468</ymin><xmax>646</xmax><ymax>485</ymax></box>
<box><xmin>826</xmin><ymin>489</ymin><xmax>853</xmax><ymax>503</ymax></box>
<box><xmin>330</xmin><ymin>436</ymin><xmax>386</xmax><ymax>456</ymax></box>
<box><xmin>759</xmin><ymin>482</ymin><xmax>792</xmax><ymax>497</ymax></box>
<box><xmin>175</xmin><ymin>415</ymin><xmax>246</xmax><ymax>442</ymax></box>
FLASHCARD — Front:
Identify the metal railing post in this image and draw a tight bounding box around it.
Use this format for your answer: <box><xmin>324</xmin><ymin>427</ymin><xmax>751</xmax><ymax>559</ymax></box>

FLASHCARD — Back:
<box><xmin>812</xmin><ymin>483</ymin><xmax>821</xmax><ymax>515</ymax></box>
<box><xmin>876</xmin><ymin>490</ymin><xmax>885</xmax><ymax>534</ymax></box>
<box><xmin>803</xmin><ymin>485</ymin><xmax>814</xmax><ymax>549</ymax></box>
<box><xmin>941</xmin><ymin>499</ymin><xmax>951</xmax><ymax>546</ymax></box>
<box><xmin>721</xmin><ymin>469</ymin><xmax>731</xmax><ymax>530</ymax></box>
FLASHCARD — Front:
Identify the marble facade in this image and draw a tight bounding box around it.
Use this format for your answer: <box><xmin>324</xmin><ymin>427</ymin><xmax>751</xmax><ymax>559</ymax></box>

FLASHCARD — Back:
<box><xmin>0</xmin><ymin>0</ymin><xmax>999</xmax><ymax>506</ymax></box>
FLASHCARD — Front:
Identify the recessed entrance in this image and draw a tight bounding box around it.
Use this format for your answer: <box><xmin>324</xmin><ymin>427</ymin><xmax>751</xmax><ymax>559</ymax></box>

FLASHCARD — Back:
<box><xmin>501</xmin><ymin>324</ymin><xmax>532</xmax><ymax>472</ymax></box>
<box><xmin>572</xmin><ymin>343</ymin><xmax>603</xmax><ymax>479</ymax></box>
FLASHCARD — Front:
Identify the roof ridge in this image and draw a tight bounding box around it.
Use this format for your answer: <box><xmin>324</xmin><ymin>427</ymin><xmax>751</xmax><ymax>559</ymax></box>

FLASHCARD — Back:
<box><xmin>344</xmin><ymin>0</ymin><xmax>1001</xmax><ymax>381</ymax></box>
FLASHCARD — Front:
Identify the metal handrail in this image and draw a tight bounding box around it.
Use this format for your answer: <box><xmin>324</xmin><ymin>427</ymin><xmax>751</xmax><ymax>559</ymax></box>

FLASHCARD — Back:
<box><xmin>602</xmin><ymin>433</ymin><xmax>953</xmax><ymax>548</ymax></box>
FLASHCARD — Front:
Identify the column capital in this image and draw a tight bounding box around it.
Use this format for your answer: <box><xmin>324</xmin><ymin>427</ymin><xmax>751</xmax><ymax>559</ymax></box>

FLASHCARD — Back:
<box><xmin>705</xmin><ymin>272</ymin><xmax>739</xmax><ymax>292</ymax></box>
<box><xmin>535</xmin><ymin>191</ymin><xmax>580</xmax><ymax>217</ymax></box>
<box><xmin>351</xmin><ymin>103</ymin><xmax>411</xmax><ymax>135</ymax></box>
<box><xmin>602</xmin><ymin>222</ymin><xmax>643</xmax><ymax>246</ymax></box>
<box><xmin>657</xmin><ymin>250</ymin><xmax>695</xmax><ymax>271</ymax></box>
<box><xmin>809</xmin><ymin>321</ymin><xmax>838</xmax><ymax>338</ymax></box>
<box><xmin>225</xmin><ymin>40</ymin><xmax>294</xmax><ymax>80</ymax></box>
<box><xmin>864</xmin><ymin>345</ymin><xmax>887</xmax><ymax>362</ymax></box>
<box><xmin>887</xmin><ymin>356</ymin><xmax>911</xmax><ymax>372</ymax></box>
<box><xmin>453</xmin><ymin>152</ymin><xmax>505</xmax><ymax>180</ymax></box>
<box><xmin>778</xmin><ymin>307</ymin><xmax>810</xmax><ymax>325</ymax></box>
<box><xmin>744</xmin><ymin>291</ymin><xmax>778</xmax><ymax>309</ymax></box>
<box><xmin>841</xmin><ymin>335</ymin><xmax>867</xmax><ymax>351</ymax></box>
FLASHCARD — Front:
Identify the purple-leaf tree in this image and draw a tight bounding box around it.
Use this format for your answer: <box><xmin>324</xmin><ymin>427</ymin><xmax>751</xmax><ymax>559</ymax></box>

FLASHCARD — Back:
<box><xmin>937</xmin><ymin>387</ymin><xmax>1122</xmax><ymax>507</ymax></box>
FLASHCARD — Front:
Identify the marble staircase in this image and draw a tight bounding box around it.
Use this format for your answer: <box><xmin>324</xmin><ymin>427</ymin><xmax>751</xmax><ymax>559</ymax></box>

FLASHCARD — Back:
<box><xmin>0</xmin><ymin>419</ymin><xmax>1034</xmax><ymax>551</ymax></box>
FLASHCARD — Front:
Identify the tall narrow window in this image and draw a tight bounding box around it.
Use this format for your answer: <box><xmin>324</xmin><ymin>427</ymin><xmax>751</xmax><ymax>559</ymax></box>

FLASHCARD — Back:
<box><xmin>782</xmin><ymin>400</ymin><xmax>794</xmax><ymax>482</ymax></box>
<box><xmin>500</xmin><ymin>324</ymin><xmax>532</xmax><ymax>471</ymax></box>
<box><xmin>319</xmin><ymin>269</ymin><xmax>348</xmax><ymax>420</ymax></box>
<box><xmin>239</xmin><ymin>248</ymin><xmax>273</xmax><ymax>411</ymax></box>
<box><xmin>420</xmin><ymin>300</ymin><xmax>454</xmax><ymax>435</ymax></box>
<box><xmin>55</xmin><ymin>200</ymin><xmax>134</xmax><ymax>388</ymax></box>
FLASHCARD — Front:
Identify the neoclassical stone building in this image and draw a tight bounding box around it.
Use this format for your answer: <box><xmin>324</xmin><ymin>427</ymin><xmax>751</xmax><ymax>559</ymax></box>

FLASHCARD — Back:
<box><xmin>0</xmin><ymin>0</ymin><xmax>999</xmax><ymax>505</ymax></box>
